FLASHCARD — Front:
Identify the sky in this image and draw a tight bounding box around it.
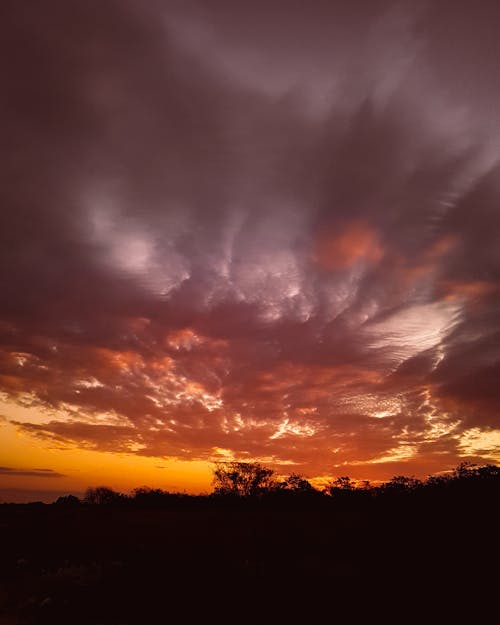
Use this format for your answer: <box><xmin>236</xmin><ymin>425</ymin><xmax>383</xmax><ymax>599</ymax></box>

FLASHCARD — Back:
<box><xmin>1</xmin><ymin>0</ymin><xmax>500</xmax><ymax>501</ymax></box>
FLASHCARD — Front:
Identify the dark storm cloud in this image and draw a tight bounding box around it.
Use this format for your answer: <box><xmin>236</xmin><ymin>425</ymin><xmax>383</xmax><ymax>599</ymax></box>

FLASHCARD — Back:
<box><xmin>1</xmin><ymin>0</ymin><xmax>499</xmax><ymax>479</ymax></box>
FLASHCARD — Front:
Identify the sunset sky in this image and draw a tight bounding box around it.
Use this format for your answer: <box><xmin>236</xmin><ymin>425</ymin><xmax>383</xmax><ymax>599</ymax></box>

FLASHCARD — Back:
<box><xmin>1</xmin><ymin>0</ymin><xmax>500</xmax><ymax>501</ymax></box>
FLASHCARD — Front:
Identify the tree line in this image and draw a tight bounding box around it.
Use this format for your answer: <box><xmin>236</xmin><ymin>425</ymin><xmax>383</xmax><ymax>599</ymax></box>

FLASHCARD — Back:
<box><xmin>52</xmin><ymin>460</ymin><xmax>499</xmax><ymax>506</ymax></box>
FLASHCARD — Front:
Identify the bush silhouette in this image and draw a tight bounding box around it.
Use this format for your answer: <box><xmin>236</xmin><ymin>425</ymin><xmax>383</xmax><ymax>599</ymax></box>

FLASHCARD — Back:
<box><xmin>54</xmin><ymin>494</ymin><xmax>81</xmax><ymax>506</ymax></box>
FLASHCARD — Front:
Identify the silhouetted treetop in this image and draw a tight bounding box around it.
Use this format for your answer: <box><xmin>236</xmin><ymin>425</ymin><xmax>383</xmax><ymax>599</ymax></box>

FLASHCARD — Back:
<box><xmin>277</xmin><ymin>473</ymin><xmax>315</xmax><ymax>493</ymax></box>
<box><xmin>83</xmin><ymin>486</ymin><xmax>123</xmax><ymax>505</ymax></box>
<box><xmin>326</xmin><ymin>476</ymin><xmax>355</xmax><ymax>496</ymax></box>
<box><xmin>212</xmin><ymin>461</ymin><xmax>276</xmax><ymax>496</ymax></box>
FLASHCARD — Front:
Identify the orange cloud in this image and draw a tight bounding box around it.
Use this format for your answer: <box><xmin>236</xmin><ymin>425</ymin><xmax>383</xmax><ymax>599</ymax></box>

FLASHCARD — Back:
<box><xmin>439</xmin><ymin>280</ymin><xmax>498</xmax><ymax>303</ymax></box>
<box><xmin>425</xmin><ymin>234</ymin><xmax>460</xmax><ymax>260</ymax></box>
<box><xmin>314</xmin><ymin>221</ymin><xmax>383</xmax><ymax>270</ymax></box>
<box><xmin>166</xmin><ymin>327</ymin><xmax>228</xmax><ymax>352</ymax></box>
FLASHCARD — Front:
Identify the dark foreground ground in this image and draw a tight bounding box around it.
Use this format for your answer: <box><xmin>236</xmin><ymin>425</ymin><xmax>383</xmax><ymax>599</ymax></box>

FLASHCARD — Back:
<box><xmin>1</xmin><ymin>484</ymin><xmax>498</xmax><ymax>624</ymax></box>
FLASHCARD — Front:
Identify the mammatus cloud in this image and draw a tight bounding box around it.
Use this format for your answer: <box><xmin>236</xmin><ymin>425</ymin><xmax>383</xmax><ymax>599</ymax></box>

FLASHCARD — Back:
<box><xmin>0</xmin><ymin>1</ymin><xmax>499</xmax><ymax>482</ymax></box>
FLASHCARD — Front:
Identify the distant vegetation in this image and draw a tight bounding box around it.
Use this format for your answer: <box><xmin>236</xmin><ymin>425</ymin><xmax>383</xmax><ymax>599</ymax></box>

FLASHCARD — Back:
<box><xmin>47</xmin><ymin>460</ymin><xmax>499</xmax><ymax>507</ymax></box>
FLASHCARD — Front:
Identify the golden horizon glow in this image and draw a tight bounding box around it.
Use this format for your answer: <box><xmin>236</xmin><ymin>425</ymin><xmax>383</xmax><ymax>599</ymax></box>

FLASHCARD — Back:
<box><xmin>2</xmin><ymin>391</ymin><xmax>499</xmax><ymax>502</ymax></box>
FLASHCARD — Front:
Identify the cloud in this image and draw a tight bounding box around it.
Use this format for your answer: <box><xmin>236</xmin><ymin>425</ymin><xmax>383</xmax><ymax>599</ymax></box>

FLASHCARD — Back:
<box><xmin>0</xmin><ymin>467</ymin><xmax>65</xmax><ymax>478</ymax></box>
<box><xmin>0</xmin><ymin>0</ymin><xmax>499</xmax><ymax>481</ymax></box>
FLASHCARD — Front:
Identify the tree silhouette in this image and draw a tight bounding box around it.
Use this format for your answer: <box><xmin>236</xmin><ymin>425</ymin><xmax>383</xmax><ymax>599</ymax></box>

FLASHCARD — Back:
<box><xmin>453</xmin><ymin>461</ymin><xmax>477</xmax><ymax>479</ymax></box>
<box><xmin>277</xmin><ymin>473</ymin><xmax>315</xmax><ymax>493</ymax></box>
<box><xmin>383</xmin><ymin>475</ymin><xmax>422</xmax><ymax>493</ymax></box>
<box><xmin>326</xmin><ymin>475</ymin><xmax>355</xmax><ymax>496</ymax></box>
<box><xmin>83</xmin><ymin>486</ymin><xmax>123</xmax><ymax>505</ymax></box>
<box><xmin>474</xmin><ymin>463</ymin><xmax>500</xmax><ymax>480</ymax></box>
<box><xmin>131</xmin><ymin>487</ymin><xmax>174</xmax><ymax>508</ymax></box>
<box><xmin>212</xmin><ymin>461</ymin><xmax>276</xmax><ymax>496</ymax></box>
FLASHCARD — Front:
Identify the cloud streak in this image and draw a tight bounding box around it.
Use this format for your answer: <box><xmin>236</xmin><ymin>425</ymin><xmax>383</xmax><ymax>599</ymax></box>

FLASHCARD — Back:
<box><xmin>0</xmin><ymin>467</ymin><xmax>65</xmax><ymax>478</ymax></box>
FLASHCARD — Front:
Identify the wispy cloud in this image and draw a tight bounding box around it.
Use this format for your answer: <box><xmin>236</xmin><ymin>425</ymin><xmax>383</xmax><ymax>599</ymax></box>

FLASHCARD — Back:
<box><xmin>0</xmin><ymin>467</ymin><xmax>66</xmax><ymax>478</ymax></box>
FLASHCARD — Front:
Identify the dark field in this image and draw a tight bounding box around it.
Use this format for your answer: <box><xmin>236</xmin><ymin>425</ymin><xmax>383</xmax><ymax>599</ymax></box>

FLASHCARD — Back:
<box><xmin>1</xmin><ymin>473</ymin><xmax>498</xmax><ymax>624</ymax></box>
